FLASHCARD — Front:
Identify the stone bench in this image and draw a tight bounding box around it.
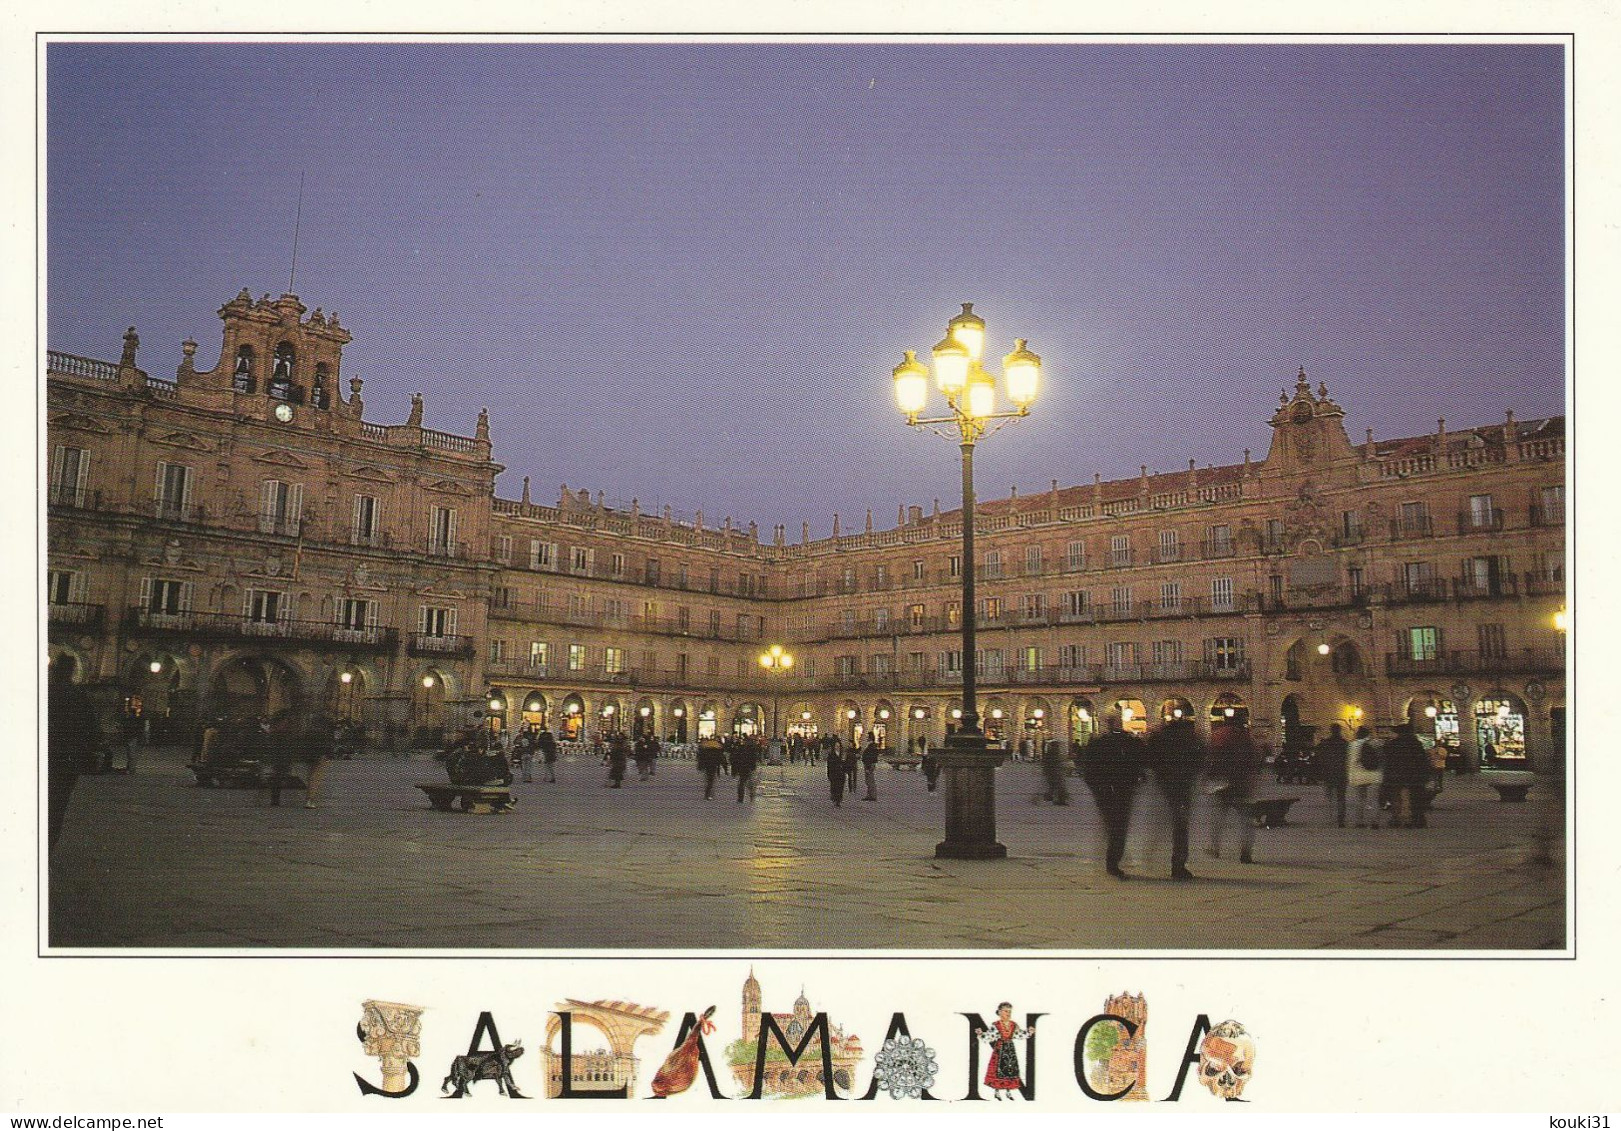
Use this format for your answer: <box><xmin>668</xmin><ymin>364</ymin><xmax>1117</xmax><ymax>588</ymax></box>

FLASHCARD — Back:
<box><xmin>417</xmin><ymin>783</ymin><xmax>516</xmax><ymax>814</ymax></box>
<box><xmin>1248</xmin><ymin>797</ymin><xmax>1300</xmax><ymax>829</ymax></box>
<box><xmin>190</xmin><ymin>761</ymin><xmax>305</xmax><ymax>790</ymax></box>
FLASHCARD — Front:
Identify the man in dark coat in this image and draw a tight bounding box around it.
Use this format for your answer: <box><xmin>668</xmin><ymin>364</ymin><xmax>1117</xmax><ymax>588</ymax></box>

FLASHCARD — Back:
<box><xmin>1206</xmin><ymin>718</ymin><xmax>1260</xmax><ymax>863</ymax></box>
<box><xmin>1145</xmin><ymin>715</ymin><xmax>1204</xmax><ymax>880</ymax></box>
<box><xmin>1081</xmin><ymin>714</ymin><xmax>1144</xmax><ymax>880</ymax></box>
<box><xmin>1317</xmin><ymin>723</ymin><xmax>1351</xmax><ymax>827</ymax></box>
<box><xmin>697</xmin><ymin>735</ymin><xmax>723</xmax><ymax>800</ymax></box>
<box><xmin>606</xmin><ymin>732</ymin><xmax>629</xmax><ymax>788</ymax></box>
<box><xmin>826</xmin><ymin>739</ymin><xmax>847</xmax><ymax>807</ymax></box>
<box><xmin>860</xmin><ymin>738</ymin><xmax>881</xmax><ymax>801</ymax></box>
<box><xmin>731</xmin><ymin>735</ymin><xmax>760</xmax><ymax>803</ymax></box>
<box><xmin>47</xmin><ymin>656</ymin><xmax>97</xmax><ymax>847</ymax></box>
<box><xmin>1382</xmin><ymin>723</ymin><xmax>1432</xmax><ymax>828</ymax></box>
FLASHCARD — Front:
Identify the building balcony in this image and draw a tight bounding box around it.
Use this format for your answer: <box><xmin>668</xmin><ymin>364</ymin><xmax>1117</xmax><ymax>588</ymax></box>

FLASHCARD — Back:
<box><xmin>1529</xmin><ymin>503</ymin><xmax>1565</xmax><ymax>528</ymax></box>
<box><xmin>408</xmin><ymin>632</ymin><xmax>476</xmax><ymax>659</ymax></box>
<box><xmin>426</xmin><ymin>541</ymin><xmax>471</xmax><ymax>560</ymax></box>
<box><xmin>1387</xmin><ymin>579</ymin><xmax>1450</xmax><ymax>605</ymax></box>
<box><xmin>1522</xmin><ymin>570</ymin><xmax>1565</xmax><ymax>596</ymax></box>
<box><xmin>1385</xmin><ymin>648</ymin><xmax>1564</xmax><ymax>677</ymax></box>
<box><xmin>49</xmin><ymin>601</ymin><xmax>105</xmax><ymax>629</ymax></box>
<box><xmin>1453</xmin><ymin>574</ymin><xmax>1519</xmax><ymax>601</ymax></box>
<box><xmin>1199</xmin><ymin>540</ymin><xmax>1236</xmax><ymax>560</ymax></box>
<box><xmin>125</xmin><ymin>607</ymin><xmax>399</xmax><ymax>650</ymax></box>
<box><xmin>1389</xmin><ymin>516</ymin><xmax>1435</xmax><ymax>541</ymax></box>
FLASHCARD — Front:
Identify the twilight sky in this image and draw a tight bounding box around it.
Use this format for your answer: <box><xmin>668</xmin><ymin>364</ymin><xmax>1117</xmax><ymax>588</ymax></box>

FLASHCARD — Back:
<box><xmin>46</xmin><ymin>41</ymin><xmax>1565</xmax><ymax>534</ymax></box>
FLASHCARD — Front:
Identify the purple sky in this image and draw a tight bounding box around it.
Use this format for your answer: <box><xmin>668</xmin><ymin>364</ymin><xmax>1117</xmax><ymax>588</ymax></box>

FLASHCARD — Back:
<box><xmin>46</xmin><ymin>42</ymin><xmax>1565</xmax><ymax>534</ymax></box>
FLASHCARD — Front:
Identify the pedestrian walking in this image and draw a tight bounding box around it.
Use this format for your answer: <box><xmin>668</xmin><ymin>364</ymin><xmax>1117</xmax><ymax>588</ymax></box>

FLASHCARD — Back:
<box><xmin>645</xmin><ymin>732</ymin><xmax>661</xmax><ymax>777</ymax></box>
<box><xmin>732</xmin><ymin>735</ymin><xmax>760</xmax><ymax>803</ymax></box>
<box><xmin>860</xmin><ymin>738</ymin><xmax>880</xmax><ymax>801</ymax></box>
<box><xmin>1039</xmin><ymin>736</ymin><xmax>1071</xmax><ymax>806</ymax></box>
<box><xmin>512</xmin><ymin>723</ymin><xmax>535</xmax><ymax>782</ymax></box>
<box><xmin>47</xmin><ymin>655</ymin><xmax>94</xmax><ymax>847</ymax></box>
<box><xmin>1081</xmin><ymin>712</ymin><xmax>1144</xmax><ymax>880</ymax></box>
<box><xmin>537</xmin><ymin>725</ymin><xmax>558</xmax><ymax>782</ymax></box>
<box><xmin>1317</xmin><ymin>723</ymin><xmax>1351</xmax><ymax>828</ymax></box>
<box><xmin>606</xmin><ymin>732</ymin><xmax>629</xmax><ymax>788</ymax></box>
<box><xmin>698</xmin><ymin>735</ymin><xmax>724</xmax><ymax>800</ymax></box>
<box><xmin>1382</xmin><ymin>723</ymin><xmax>1432</xmax><ymax>828</ymax></box>
<box><xmin>1206</xmin><ymin>717</ymin><xmax>1260</xmax><ymax>864</ymax></box>
<box><xmin>1145</xmin><ymin>715</ymin><xmax>1204</xmax><ymax>880</ymax></box>
<box><xmin>826</xmin><ymin>739</ymin><xmax>847</xmax><ymax>807</ymax></box>
<box><xmin>844</xmin><ymin>741</ymin><xmax>859</xmax><ymax>794</ymax></box>
<box><xmin>922</xmin><ymin>744</ymin><xmax>941</xmax><ymax>793</ymax></box>
<box><xmin>1346</xmin><ymin>724</ymin><xmax>1383</xmax><ymax>827</ymax></box>
<box><xmin>264</xmin><ymin>713</ymin><xmax>298</xmax><ymax>807</ymax></box>
<box><xmin>302</xmin><ymin>716</ymin><xmax>336</xmax><ymax>808</ymax></box>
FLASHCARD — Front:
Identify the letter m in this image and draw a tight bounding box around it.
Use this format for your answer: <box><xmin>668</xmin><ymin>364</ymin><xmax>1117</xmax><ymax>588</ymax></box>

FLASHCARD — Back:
<box><xmin>749</xmin><ymin>1013</ymin><xmax>843</xmax><ymax>1100</ymax></box>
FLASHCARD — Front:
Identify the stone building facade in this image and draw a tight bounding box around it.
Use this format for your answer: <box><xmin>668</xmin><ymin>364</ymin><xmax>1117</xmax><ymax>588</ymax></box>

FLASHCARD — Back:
<box><xmin>47</xmin><ymin>291</ymin><xmax>1567</xmax><ymax>770</ymax></box>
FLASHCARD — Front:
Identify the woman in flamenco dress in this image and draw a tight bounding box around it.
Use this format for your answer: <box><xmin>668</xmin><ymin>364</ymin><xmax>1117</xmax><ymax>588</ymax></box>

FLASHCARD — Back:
<box><xmin>977</xmin><ymin>1002</ymin><xmax>1035</xmax><ymax>1100</ymax></box>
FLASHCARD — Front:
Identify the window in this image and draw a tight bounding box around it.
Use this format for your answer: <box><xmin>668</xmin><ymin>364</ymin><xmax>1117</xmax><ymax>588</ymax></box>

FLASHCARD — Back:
<box><xmin>1158</xmin><ymin>529</ymin><xmax>1180</xmax><ymax>563</ymax></box>
<box><xmin>1106</xmin><ymin>641</ymin><xmax>1137</xmax><ymax>670</ymax></box>
<box><xmin>1020</xmin><ymin>645</ymin><xmax>1041</xmax><ymax>673</ymax></box>
<box><xmin>568</xmin><ymin>644</ymin><xmax>587</xmax><ymax>671</ymax></box>
<box><xmin>677</xmin><ymin>564</ymin><xmax>689</xmax><ymax>589</ymax></box>
<box><xmin>353</xmin><ymin>495</ymin><xmax>380</xmax><ymax>546</ymax></box>
<box><xmin>1340</xmin><ymin>510</ymin><xmax>1363</xmax><ymax>542</ymax></box>
<box><xmin>841</xmin><ymin>609</ymin><xmax>857</xmax><ymax>634</ymax></box>
<box><xmin>429</xmin><ymin>506</ymin><xmax>458</xmax><ymax>556</ymax></box>
<box><xmin>1468</xmin><ymin>494</ymin><xmax>1498</xmax><ymax>529</ymax></box>
<box><xmin>1348</xmin><ymin>566</ymin><xmax>1365</xmax><ymax>598</ymax></box>
<box><xmin>1264</xmin><ymin>519</ymin><xmax>1285</xmax><ymax>551</ymax></box>
<box><xmin>978</xmin><ymin>596</ymin><xmax>1002</xmax><ymax>623</ymax></box>
<box><xmin>259</xmin><ymin>480</ymin><xmax>304</xmax><ymax>536</ymax></box>
<box><xmin>842</xmin><ymin>566</ymin><xmax>857</xmax><ymax>592</ymax></box>
<box><xmin>1111</xmin><ymin>585</ymin><xmax>1133</xmax><ymax>616</ymax></box>
<box><xmin>1110</xmin><ymin>535</ymin><xmax>1131</xmax><ymax>567</ymax></box>
<box><xmin>940</xmin><ymin>650</ymin><xmax>963</xmax><ymax>675</ymax></box>
<box><xmin>708</xmin><ymin>610</ymin><xmax>722</xmax><ymax>636</ymax></box>
<box><xmin>677</xmin><ymin>606</ymin><xmax>691</xmax><ymax>633</ymax></box>
<box><xmin>983</xmin><ymin>550</ymin><xmax>1002</xmax><ymax>579</ymax></box>
<box><xmin>489</xmin><ymin>638</ymin><xmax>507</xmax><ymax>663</ymax></box>
<box><xmin>529</xmin><ymin>641</ymin><xmax>549</xmax><ymax>669</ymax></box>
<box><xmin>141</xmin><ymin>578</ymin><xmax>192</xmax><ymax>618</ymax></box>
<box><xmin>528</xmin><ymin>540</ymin><xmax>554</xmax><ymax>570</ymax></box>
<box><xmin>603</xmin><ymin>597</ymin><xmax>628</xmax><ymax>622</ymax></box>
<box><xmin>570</xmin><ymin>546</ymin><xmax>593</xmax><ymax>575</ymax></box>
<box><xmin>419</xmin><ymin>605</ymin><xmax>456</xmax><ymax>637</ymax></box>
<box><xmin>912</xmin><ymin>559</ymin><xmax>926</xmax><ymax>582</ymax></box>
<box><xmin>1160</xmin><ymin>581</ymin><xmax>1182</xmax><ymax>612</ymax></box>
<box><xmin>337</xmin><ymin>598</ymin><xmax>375</xmax><ymax>636</ymax></box>
<box><xmin>154</xmin><ymin>461</ymin><xmax>193</xmax><ymax>520</ymax></box>
<box><xmin>1059</xmin><ymin>643</ymin><xmax>1087</xmax><ymax>669</ymax></box>
<box><xmin>838</xmin><ymin>655</ymin><xmax>859</xmax><ymax>677</ymax></box>
<box><xmin>1205</xmin><ymin>524</ymin><xmax>1232</xmax><ymax>557</ymax></box>
<box><xmin>1066</xmin><ymin>540</ymin><xmax>1086</xmax><ymax>571</ymax></box>
<box><xmin>1064</xmin><ymin>590</ymin><xmax>1091</xmax><ymax>618</ymax></box>
<box><xmin>567</xmin><ymin>593</ymin><xmax>591</xmax><ymax>620</ymax></box>
<box><xmin>1151</xmin><ymin>639</ymin><xmax>1183</xmax><ymax>666</ymax></box>
<box><xmin>1407</xmin><ymin>626</ymin><xmax>1440</xmax><ymax>662</ymax></box>
<box><xmin>908</xmin><ymin>603</ymin><xmax>925</xmax><ymax>629</ymax></box>
<box><xmin>1026</xmin><ymin>545</ymin><xmax>1043</xmax><ymax>576</ymax></box>
<box><xmin>737</xmin><ymin>613</ymin><xmax>760</xmax><ymax>640</ymax></box>
<box><xmin>979</xmin><ymin>648</ymin><xmax>1004</xmax><ymax>677</ymax></box>
<box><xmin>873</xmin><ymin>607</ymin><xmax>891</xmax><ymax>632</ymax></box>
<box><xmin>707</xmin><ymin>655</ymin><xmax>721</xmax><ymax>678</ymax></box>
<box><xmin>948</xmin><ymin>555</ymin><xmax>962</xmax><ymax>578</ymax></box>
<box><xmin>610</xmin><ymin>552</ymin><xmax>625</xmax><ymax>578</ymax></box>
<box><xmin>645</xmin><ymin>557</ymin><xmax>661</xmax><ymax>585</ymax></box>
<box><xmin>1478</xmin><ymin>623</ymin><xmax>1507</xmax><ymax>659</ymax></box>
<box><xmin>605</xmin><ymin>647</ymin><xmax>626</xmax><ymax>675</ymax></box>
<box><xmin>1399</xmin><ymin>501</ymin><xmax>1430</xmax><ymax>536</ymax></box>
<box><xmin>1206</xmin><ymin>637</ymin><xmax>1244</xmax><ymax>672</ymax></box>
<box><xmin>1537</xmin><ymin>484</ymin><xmax>1565</xmax><ymax>525</ymax></box>
<box><xmin>1021</xmin><ymin>593</ymin><xmax>1046</xmax><ymax>620</ymax></box>
<box><xmin>50</xmin><ymin>446</ymin><xmax>89</xmax><ymax>507</ymax></box>
<box><xmin>1403</xmin><ymin>560</ymin><xmax>1437</xmax><ymax>597</ymax></box>
<box><xmin>48</xmin><ymin>569</ymin><xmax>84</xmax><ymax>605</ymax></box>
<box><xmin>496</xmin><ymin>535</ymin><xmax>512</xmax><ymax>563</ymax></box>
<box><xmin>945</xmin><ymin>601</ymin><xmax>960</xmax><ymax>626</ymax></box>
<box><xmin>873</xmin><ymin>564</ymin><xmax>889</xmax><ymax>589</ymax></box>
<box><xmin>1210</xmin><ymin>577</ymin><xmax>1234</xmax><ymax>612</ymax></box>
<box><xmin>710</xmin><ymin>568</ymin><xmax>721</xmax><ymax>593</ymax></box>
<box><xmin>908</xmin><ymin>651</ymin><xmax>927</xmax><ymax>674</ymax></box>
<box><xmin>870</xmin><ymin>654</ymin><xmax>894</xmax><ymax>676</ymax></box>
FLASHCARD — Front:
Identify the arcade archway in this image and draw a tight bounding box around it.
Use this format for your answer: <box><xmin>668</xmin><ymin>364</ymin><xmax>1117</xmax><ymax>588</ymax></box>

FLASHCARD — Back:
<box><xmin>211</xmin><ymin>654</ymin><xmax>301</xmax><ymax>723</ymax></box>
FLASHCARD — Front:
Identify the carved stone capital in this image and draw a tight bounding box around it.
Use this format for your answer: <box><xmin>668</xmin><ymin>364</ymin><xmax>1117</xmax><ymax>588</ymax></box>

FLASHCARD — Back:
<box><xmin>361</xmin><ymin>999</ymin><xmax>424</xmax><ymax>1092</ymax></box>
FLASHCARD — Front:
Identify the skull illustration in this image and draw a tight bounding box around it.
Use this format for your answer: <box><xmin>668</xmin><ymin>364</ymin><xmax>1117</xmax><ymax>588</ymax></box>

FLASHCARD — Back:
<box><xmin>1198</xmin><ymin>1020</ymin><xmax>1255</xmax><ymax>1100</ymax></box>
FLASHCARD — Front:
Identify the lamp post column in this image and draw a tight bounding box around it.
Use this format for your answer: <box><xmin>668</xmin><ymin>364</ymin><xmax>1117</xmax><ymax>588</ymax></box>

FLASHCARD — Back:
<box><xmin>935</xmin><ymin>435</ymin><xmax>1007</xmax><ymax>859</ymax></box>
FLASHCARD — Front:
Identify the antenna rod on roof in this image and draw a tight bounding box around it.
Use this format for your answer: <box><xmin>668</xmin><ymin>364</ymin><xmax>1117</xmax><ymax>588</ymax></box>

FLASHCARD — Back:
<box><xmin>288</xmin><ymin>171</ymin><xmax>306</xmax><ymax>294</ymax></box>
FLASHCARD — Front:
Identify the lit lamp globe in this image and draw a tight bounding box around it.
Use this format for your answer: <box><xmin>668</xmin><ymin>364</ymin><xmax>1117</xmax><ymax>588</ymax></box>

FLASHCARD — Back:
<box><xmin>893</xmin><ymin>350</ymin><xmax>929</xmax><ymax>419</ymax></box>
<box><xmin>759</xmin><ymin>652</ymin><xmax>774</xmax><ymax>669</ymax></box>
<box><xmin>1003</xmin><ymin>339</ymin><xmax>1041</xmax><ymax>409</ymax></box>
<box><xmin>932</xmin><ymin>334</ymin><xmax>969</xmax><ymax>396</ymax></box>
<box><xmin>948</xmin><ymin>301</ymin><xmax>987</xmax><ymax>361</ymax></box>
<box><xmin>779</xmin><ymin>653</ymin><xmax>793</xmax><ymax>669</ymax></box>
<box><xmin>964</xmin><ymin>365</ymin><xmax>996</xmax><ymax>420</ymax></box>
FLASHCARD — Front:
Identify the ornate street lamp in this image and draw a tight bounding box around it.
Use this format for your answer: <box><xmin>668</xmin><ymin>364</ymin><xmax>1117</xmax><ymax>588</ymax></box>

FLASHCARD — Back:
<box><xmin>892</xmin><ymin>302</ymin><xmax>1042</xmax><ymax>859</ymax></box>
<box><xmin>758</xmin><ymin>644</ymin><xmax>794</xmax><ymax>740</ymax></box>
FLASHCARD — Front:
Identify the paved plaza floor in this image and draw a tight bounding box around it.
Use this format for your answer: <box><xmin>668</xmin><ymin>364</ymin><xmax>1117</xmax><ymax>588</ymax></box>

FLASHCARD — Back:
<box><xmin>46</xmin><ymin>747</ymin><xmax>1566</xmax><ymax>951</ymax></box>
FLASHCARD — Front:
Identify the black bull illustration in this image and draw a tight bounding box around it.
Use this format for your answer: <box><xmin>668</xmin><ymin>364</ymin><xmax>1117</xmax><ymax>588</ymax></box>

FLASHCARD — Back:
<box><xmin>442</xmin><ymin>1041</ymin><xmax>526</xmax><ymax>1098</ymax></box>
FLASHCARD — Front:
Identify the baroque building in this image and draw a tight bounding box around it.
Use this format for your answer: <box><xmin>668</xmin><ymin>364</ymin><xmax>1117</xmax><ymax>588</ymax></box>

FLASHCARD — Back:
<box><xmin>47</xmin><ymin>291</ymin><xmax>1567</xmax><ymax>771</ymax></box>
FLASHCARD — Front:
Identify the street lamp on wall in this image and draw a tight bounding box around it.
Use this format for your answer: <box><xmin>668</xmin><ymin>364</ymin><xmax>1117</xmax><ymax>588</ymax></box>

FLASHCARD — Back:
<box><xmin>894</xmin><ymin>303</ymin><xmax>1042</xmax><ymax>859</ymax></box>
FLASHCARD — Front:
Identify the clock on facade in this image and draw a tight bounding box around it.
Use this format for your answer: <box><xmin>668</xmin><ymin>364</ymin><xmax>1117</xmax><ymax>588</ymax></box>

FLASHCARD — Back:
<box><xmin>273</xmin><ymin>402</ymin><xmax>294</xmax><ymax>423</ymax></box>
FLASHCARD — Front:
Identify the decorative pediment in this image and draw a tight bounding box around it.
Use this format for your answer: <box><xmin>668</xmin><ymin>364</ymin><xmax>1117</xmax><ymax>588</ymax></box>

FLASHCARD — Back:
<box><xmin>253</xmin><ymin>449</ymin><xmax>309</xmax><ymax>469</ymax></box>
<box><xmin>48</xmin><ymin>411</ymin><xmax>112</xmax><ymax>435</ymax></box>
<box><xmin>152</xmin><ymin>430</ymin><xmax>215</xmax><ymax>453</ymax></box>
<box><xmin>424</xmin><ymin>479</ymin><xmax>476</xmax><ymax>496</ymax></box>
<box><xmin>349</xmin><ymin>465</ymin><xmax>395</xmax><ymax>484</ymax></box>
<box><xmin>141</xmin><ymin>538</ymin><xmax>203</xmax><ymax>571</ymax></box>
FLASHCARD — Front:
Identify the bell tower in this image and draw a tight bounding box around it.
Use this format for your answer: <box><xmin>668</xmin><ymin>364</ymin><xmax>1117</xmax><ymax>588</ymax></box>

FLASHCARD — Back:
<box><xmin>1263</xmin><ymin>368</ymin><xmax>1358</xmax><ymax>470</ymax></box>
<box><xmin>191</xmin><ymin>289</ymin><xmax>352</xmax><ymax>412</ymax></box>
<box><xmin>741</xmin><ymin>969</ymin><xmax>762</xmax><ymax>1044</ymax></box>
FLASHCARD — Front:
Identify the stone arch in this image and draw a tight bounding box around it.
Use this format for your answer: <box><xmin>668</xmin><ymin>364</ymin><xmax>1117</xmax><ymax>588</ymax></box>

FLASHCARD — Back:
<box><xmin>1474</xmin><ymin>690</ymin><xmax>1528</xmax><ymax>765</ymax></box>
<box><xmin>732</xmin><ymin>702</ymin><xmax>764</xmax><ymax>736</ymax></box>
<box><xmin>1111</xmin><ymin>695</ymin><xmax>1148</xmax><ymax>736</ymax></box>
<box><xmin>982</xmin><ymin>696</ymin><xmax>1012</xmax><ymax>742</ymax></box>
<box><xmin>667</xmin><ymin>698</ymin><xmax>690</xmax><ymax>742</ymax></box>
<box><xmin>47</xmin><ymin>644</ymin><xmax>90</xmax><ymax>684</ymax></box>
<box><xmin>871</xmin><ymin>699</ymin><xmax>896</xmax><ymax>746</ymax></box>
<box><xmin>539</xmin><ymin>999</ymin><xmax>668</xmax><ymax>1099</ymax></box>
<box><xmin>1210</xmin><ymin>691</ymin><xmax>1250</xmax><ymax>727</ymax></box>
<box><xmin>208</xmin><ymin>651</ymin><xmax>305</xmax><ymax>723</ymax></box>
<box><xmin>696</xmin><ymin>700</ymin><xmax>720</xmax><ymax>739</ymax></box>
<box><xmin>521</xmin><ymin>690</ymin><xmax>549</xmax><ymax>725</ymax></box>
<box><xmin>1159</xmin><ymin>695</ymin><xmax>1195</xmax><ymax>723</ymax></box>
<box><xmin>633</xmin><ymin>696</ymin><xmax>657</xmax><ymax>737</ymax></box>
<box><xmin>560</xmin><ymin>693</ymin><xmax>586</xmax><ymax>740</ymax></box>
<box><xmin>1069</xmin><ymin>696</ymin><xmax>1096</xmax><ymax>746</ymax></box>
